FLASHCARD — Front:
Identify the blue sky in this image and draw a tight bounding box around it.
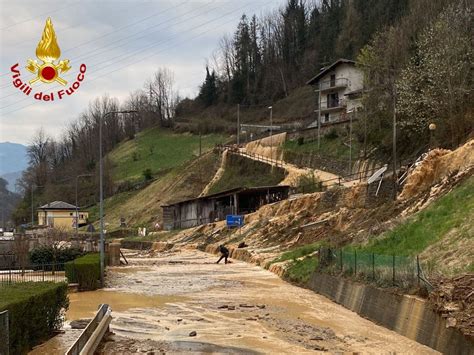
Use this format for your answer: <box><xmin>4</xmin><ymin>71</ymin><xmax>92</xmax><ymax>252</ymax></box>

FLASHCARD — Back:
<box><xmin>0</xmin><ymin>0</ymin><xmax>284</xmax><ymax>144</ymax></box>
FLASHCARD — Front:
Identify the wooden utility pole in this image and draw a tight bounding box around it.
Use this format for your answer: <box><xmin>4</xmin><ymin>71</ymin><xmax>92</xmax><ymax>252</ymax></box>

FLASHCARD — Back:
<box><xmin>392</xmin><ymin>85</ymin><xmax>397</xmax><ymax>200</ymax></box>
<box><xmin>237</xmin><ymin>104</ymin><xmax>240</xmax><ymax>145</ymax></box>
<box><xmin>317</xmin><ymin>83</ymin><xmax>321</xmax><ymax>150</ymax></box>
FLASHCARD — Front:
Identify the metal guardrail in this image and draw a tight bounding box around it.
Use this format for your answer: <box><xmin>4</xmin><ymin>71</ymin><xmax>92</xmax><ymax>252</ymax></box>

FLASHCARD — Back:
<box><xmin>0</xmin><ymin>310</ymin><xmax>8</xmax><ymax>355</ymax></box>
<box><xmin>66</xmin><ymin>304</ymin><xmax>111</xmax><ymax>355</ymax></box>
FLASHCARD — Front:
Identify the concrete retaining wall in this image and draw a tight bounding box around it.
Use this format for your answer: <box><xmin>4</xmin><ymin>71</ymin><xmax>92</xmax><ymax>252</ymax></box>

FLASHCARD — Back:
<box><xmin>308</xmin><ymin>273</ymin><xmax>474</xmax><ymax>354</ymax></box>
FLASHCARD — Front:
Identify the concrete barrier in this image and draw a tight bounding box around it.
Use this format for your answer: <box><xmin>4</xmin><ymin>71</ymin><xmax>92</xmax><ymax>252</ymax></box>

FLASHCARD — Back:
<box><xmin>308</xmin><ymin>273</ymin><xmax>474</xmax><ymax>354</ymax></box>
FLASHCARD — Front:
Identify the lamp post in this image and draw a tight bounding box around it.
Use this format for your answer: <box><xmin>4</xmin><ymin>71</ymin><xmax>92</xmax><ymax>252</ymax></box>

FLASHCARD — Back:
<box><xmin>75</xmin><ymin>174</ymin><xmax>93</xmax><ymax>237</ymax></box>
<box><xmin>99</xmin><ymin>110</ymin><xmax>137</xmax><ymax>287</ymax></box>
<box><xmin>268</xmin><ymin>106</ymin><xmax>273</xmax><ymax>162</ymax></box>
<box><xmin>429</xmin><ymin>123</ymin><xmax>437</xmax><ymax>149</ymax></box>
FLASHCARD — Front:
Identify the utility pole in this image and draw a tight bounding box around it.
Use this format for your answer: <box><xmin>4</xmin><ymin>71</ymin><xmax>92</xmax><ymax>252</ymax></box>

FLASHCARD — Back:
<box><xmin>99</xmin><ymin>110</ymin><xmax>137</xmax><ymax>287</ymax></box>
<box><xmin>349</xmin><ymin>110</ymin><xmax>353</xmax><ymax>176</ymax></box>
<box><xmin>316</xmin><ymin>83</ymin><xmax>321</xmax><ymax>150</ymax></box>
<box><xmin>268</xmin><ymin>106</ymin><xmax>273</xmax><ymax>161</ymax></box>
<box><xmin>237</xmin><ymin>104</ymin><xmax>240</xmax><ymax>145</ymax></box>
<box><xmin>392</xmin><ymin>85</ymin><xmax>397</xmax><ymax>200</ymax></box>
<box><xmin>199</xmin><ymin>130</ymin><xmax>202</xmax><ymax>156</ymax></box>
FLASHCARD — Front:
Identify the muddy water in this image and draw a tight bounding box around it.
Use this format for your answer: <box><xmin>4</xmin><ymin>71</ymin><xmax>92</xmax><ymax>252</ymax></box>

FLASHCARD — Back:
<box><xmin>32</xmin><ymin>250</ymin><xmax>438</xmax><ymax>354</ymax></box>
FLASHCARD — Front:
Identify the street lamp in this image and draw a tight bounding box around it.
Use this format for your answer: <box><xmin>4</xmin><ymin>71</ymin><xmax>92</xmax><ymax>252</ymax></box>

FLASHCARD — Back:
<box><xmin>429</xmin><ymin>123</ymin><xmax>437</xmax><ymax>149</ymax></box>
<box><xmin>99</xmin><ymin>110</ymin><xmax>137</xmax><ymax>287</ymax></box>
<box><xmin>268</xmin><ymin>106</ymin><xmax>273</xmax><ymax>161</ymax></box>
<box><xmin>75</xmin><ymin>174</ymin><xmax>93</xmax><ymax>237</ymax></box>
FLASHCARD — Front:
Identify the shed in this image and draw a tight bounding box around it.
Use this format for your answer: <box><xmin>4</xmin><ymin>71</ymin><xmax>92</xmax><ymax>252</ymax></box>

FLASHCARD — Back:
<box><xmin>162</xmin><ymin>185</ymin><xmax>290</xmax><ymax>230</ymax></box>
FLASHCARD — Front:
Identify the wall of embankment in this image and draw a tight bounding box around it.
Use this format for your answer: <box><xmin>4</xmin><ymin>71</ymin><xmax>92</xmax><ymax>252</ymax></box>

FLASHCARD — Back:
<box><xmin>308</xmin><ymin>273</ymin><xmax>474</xmax><ymax>354</ymax></box>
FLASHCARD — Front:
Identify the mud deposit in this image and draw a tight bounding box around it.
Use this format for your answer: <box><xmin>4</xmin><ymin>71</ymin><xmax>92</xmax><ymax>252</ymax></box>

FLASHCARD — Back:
<box><xmin>31</xmin><ymin>250</ymin><xmax>438</xmax><ymax>354</ymax></box>
<box><xmin>95</xmin><ymin>249</ymin><xmax>436</xmax><ymax>354</ymax></box>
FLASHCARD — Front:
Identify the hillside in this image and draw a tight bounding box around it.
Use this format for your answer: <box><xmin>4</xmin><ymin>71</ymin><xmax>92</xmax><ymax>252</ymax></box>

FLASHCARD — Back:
<box><xmin>109</xmin><ymin>127</ymin><xmax>225</xmax><ymax>183</ymax></box>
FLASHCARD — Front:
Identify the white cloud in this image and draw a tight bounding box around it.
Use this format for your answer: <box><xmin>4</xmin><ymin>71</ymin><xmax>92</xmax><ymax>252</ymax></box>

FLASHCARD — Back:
<box><xmin>1</xmin><ymin>0</ymin><xmax>285</xmax><ymax>144</ymax></box>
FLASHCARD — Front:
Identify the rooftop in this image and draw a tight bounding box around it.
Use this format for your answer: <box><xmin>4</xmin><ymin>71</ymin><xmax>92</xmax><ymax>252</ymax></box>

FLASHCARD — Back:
<box><xmin>306</xmin><ymin>58</ymin><xmax>356</xmax><ymax>86</ymax></box>
<box><xmin>38</xmin><ymin>201</ymin><xmax>78</xmax><ymax>210</ymax></box>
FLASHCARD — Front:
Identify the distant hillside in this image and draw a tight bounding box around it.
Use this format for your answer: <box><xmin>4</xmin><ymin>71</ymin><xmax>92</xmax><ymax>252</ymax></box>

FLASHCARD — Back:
<box><xmin>0</xmin><ymin>142</ymin><xmax>28</xmax><ymax>175</ymax></box>
<box><xmin>0</xmin><ymin>171</ymin><xmax>22</xmax><ymax>193</ymax></box>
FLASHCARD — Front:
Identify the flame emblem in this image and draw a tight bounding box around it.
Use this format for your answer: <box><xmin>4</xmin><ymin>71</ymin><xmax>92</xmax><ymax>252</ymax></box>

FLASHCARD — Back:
<box><xmin>26</xmin><ymin>18</ymin><xmax>71</xmax><ymax>85</ymax></box>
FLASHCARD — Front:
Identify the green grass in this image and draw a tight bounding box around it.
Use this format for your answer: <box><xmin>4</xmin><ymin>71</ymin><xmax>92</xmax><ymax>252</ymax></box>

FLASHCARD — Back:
<box><xmin>271</xmin><ymin>242</ymin><xmax>323</xmax><ymax>265</ymax></box>
<box><xmin>207</xmin><ymin>154</ymin><xmax>286</xmax><ymax>195</ymax></box>
<box><xmin>285</xmin><ymin>257</ymin><xmax>319</xmax><ymax>285</ymax></box>
<box><xmin>109</xmin><ymin>127</ymin><xmax>225</xmax><ymax>182</ymax></box>
<box><xmin>283</xmin><ymin>134</ymin><xmax>360</xmax><ymax>161</ymax></box>
<box><xmin>361</xmin><ymin>176</ymin><xmax>474</xmax><ymax>255</ymax></box>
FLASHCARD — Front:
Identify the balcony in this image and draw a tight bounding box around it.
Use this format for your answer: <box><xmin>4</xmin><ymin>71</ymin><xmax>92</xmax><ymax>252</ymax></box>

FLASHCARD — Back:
<box><xmin>319</xmin><ymin>77</ymin><xmax>348</xmax><ymax>92</ymax></box>
<box><xmin>315</xmin><ymin>99</ymin><xmax>347</xmax><ymax>113</ymax></box>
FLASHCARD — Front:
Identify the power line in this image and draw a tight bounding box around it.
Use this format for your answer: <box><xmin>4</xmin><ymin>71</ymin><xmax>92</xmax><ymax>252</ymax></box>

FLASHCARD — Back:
<box><xmin>0</xmin><ymin>2</ymin><xmax>81</xmax><ymax>31</ymax></box>
<box><xmin>0</xmin><ymin>0</ymin><xmax>250</xmax><ymax>108</ymax></box>
<box><xmin>0</xmin><ymin>1</ymin><xmax>189</xmax><ymax>77</ymax></box>
<box><xmin>1</xmin><ymin>1</ymin><xmax>269</xmax><ymax>115</ymax></box>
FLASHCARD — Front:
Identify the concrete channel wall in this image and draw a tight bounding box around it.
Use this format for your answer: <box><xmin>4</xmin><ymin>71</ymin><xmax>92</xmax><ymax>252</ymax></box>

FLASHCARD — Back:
<box><xmin>308</xmin><ymin>273</ymin><xmax>474</xmax><ymax>354</ymax></box>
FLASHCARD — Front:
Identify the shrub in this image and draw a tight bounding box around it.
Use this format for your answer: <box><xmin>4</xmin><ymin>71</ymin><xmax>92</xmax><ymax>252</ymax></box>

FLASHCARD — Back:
<box><xmin>65</xmin><ymin>253</ymin><xmax>100</xmax><ymax>291</ymax></box>
<box><xmin>29</xmin><ymin>245</ymin><xmax>85</xmax><ymax>266</ymax></box>
<box><xmin>0</xmin><ymin>282</ymin><xmax>69</xmax><ymax>354</ymax></box>
<box><xmin>297</xmin><ymin>137</ymin><xmax>304</xmax><ymax>145</ymax></box>
<box><xmin>142</xmin><ymin>168</ymin><xmax>153</xmax><ymax>181</ymax></box>
<box><xmin>296</xmin><ymin>172</ymin><xmax>323</xmax><ymax>193</ymax></box>
<box><xmin>325</xmin><ymin>128</ymin><xmax>339</xmax><ymax>139</ymax></box>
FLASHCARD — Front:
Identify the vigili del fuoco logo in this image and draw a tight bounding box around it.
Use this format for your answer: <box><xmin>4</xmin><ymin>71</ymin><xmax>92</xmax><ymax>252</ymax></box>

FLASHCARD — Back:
<box><xmin>10</xmin><ymin>17</ymin><xmax>87</xmax><ymax>101</ymax></box>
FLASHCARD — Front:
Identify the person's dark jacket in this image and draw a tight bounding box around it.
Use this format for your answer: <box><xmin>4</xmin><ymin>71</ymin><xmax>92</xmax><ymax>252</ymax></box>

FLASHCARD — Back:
<box><xmin>219</xmin><ymin>245</ymin><xmax>229</xmax><ymax>255</ymax></box>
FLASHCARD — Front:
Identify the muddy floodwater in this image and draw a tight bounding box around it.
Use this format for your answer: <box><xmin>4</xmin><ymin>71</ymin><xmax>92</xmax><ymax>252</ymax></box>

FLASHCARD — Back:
<box><xmin>32</xmin><ymin>249</ymin><xmax>438</xmax><ymax>354</ymax></box>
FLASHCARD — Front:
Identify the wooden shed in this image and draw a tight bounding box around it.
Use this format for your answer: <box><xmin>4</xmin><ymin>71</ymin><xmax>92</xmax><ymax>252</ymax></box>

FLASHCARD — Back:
<box><xmin>162</xmin><ymin>185</ymin><xmax>290</xmax><ymax>230</ymax></box>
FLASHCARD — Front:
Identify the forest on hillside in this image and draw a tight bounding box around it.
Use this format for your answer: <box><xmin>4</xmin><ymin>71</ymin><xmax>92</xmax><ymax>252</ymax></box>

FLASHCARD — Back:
<box><xmin>11</xmin><ymin>0</ymin><xmax>472</xmax><ymax>224</ymax></box>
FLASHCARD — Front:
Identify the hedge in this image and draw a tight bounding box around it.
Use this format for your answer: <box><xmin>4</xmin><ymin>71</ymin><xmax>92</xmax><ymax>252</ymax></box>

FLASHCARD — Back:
<box><xmin>65</xmin><ymin>253</ymin><xmax>100</xmax><ymax>291</ymax></box>
<box><xmin>0</xmin><ymin>282</ymin><xmax>69</xmax><ymax>354</ymax></box>
<box><xmin>29</xmin><ymin>245</ymin><xmax>85</xmax><ymax>266</ymax></box>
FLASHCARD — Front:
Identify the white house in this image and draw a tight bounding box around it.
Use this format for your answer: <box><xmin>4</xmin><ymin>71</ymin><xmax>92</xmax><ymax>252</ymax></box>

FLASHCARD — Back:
<box><xmin>306</xmin><ymin>59</ymin><xmax>363</xmax><ymax>126</ymax></box>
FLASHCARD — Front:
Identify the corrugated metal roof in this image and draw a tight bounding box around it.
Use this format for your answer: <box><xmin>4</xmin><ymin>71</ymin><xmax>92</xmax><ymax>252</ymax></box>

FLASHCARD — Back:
<box><xmin>38</xmin><ymin>201</ymin><xmax>78</xmax><ymax>210</ymax></box>
<box><xmin>162</xmin><ymin>185</ymin><xmax>290</xmax><ymax>208</ymax></box>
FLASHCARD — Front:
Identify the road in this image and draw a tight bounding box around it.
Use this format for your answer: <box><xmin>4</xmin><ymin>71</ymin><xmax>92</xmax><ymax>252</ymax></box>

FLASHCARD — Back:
<box><xmin>84</xmin><ymin>249</ymin><xmax>436</xmax><ymax>354</ymax></box>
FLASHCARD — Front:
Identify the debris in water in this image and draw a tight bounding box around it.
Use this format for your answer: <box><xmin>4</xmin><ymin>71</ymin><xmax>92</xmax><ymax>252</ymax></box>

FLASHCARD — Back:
<box><xmin>189</xmin><ymin>331</ymin><xmax>197</xmax><ymax>337</ymax></box>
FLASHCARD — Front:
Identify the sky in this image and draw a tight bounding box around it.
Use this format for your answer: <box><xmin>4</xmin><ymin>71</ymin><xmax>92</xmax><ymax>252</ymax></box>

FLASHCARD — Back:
<box><xmin>0</xmin><ymin>0</ymin><xmax>284</xmax><ymax>145</ymax></box>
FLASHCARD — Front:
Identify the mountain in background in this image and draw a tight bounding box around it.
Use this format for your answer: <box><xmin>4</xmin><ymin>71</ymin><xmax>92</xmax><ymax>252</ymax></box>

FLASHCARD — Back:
<box><xmin>0</xmin><ymin>142</ymin><xmax>28</xmax><ymax>192</ymax></box>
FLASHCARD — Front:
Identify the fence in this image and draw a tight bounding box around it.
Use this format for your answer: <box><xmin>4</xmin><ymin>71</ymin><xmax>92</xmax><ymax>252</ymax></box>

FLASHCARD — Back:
<box><xmin>318</xmin><ymin>247</ymin><xmax>433</xmax><ymax>290</ymax></box>
<box><xmin>0</xmin><ymin>311</ymin><xmax>8</xmax><ymax>355</ymax></box>
<box><xmin>0</xmin><ymin>263</ymin><xmax>67</xmax><ymax>285</ymax></box>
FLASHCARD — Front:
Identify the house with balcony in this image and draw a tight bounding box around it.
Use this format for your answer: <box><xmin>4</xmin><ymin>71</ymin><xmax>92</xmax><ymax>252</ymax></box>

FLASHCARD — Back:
<box><xmin>306</xmin><ymin>59</ymin><xmax>363</xmax><ymax>126</ymax></box>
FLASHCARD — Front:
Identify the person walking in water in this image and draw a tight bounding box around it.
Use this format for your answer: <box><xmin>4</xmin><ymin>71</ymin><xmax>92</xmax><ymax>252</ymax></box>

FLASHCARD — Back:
<box><xmin>216</xmin><ymin>245</ymin><xmax>229</xmax><ymax>264</ymax></box>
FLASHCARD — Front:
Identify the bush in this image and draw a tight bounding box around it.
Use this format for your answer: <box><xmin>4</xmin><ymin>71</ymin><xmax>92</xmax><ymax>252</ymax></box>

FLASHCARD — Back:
<box><xmin>0</xmin><ymin>282</ymin><xmax>68</xmax><ymax>354</ymax></box>
<box><xmin>65</xmin><ymin>253</ymin><xmax>100</xmax><ymax>291</ymax></box>
<box><xmin>297</xmin><ymin>137</ymin><xmax>304</xmax><ymax>145</ymax></box>
<box><xmin>29</xmin><ymin>245</ymin><xmax>85</xmax><ymax>266</ymax></box>
<box><xmin>142</xmin><ymin>168</ymin><xmax>153</xmax><ymax>181</ymax></box>
<box><xmin>296</xmin><ymin>172</ymin><xmax>323</xmax><ymax>193</ymax></box>
<box><xmin>325</xmin><ymin>128</ymin><xmax>339</xmax><ymax>140</ymax></box>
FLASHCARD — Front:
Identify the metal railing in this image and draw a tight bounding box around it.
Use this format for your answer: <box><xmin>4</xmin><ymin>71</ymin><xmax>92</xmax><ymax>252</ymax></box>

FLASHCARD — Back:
<box><xmin>319</xmin><ymin>77</ymin><xmax>349</xmax><ymax>91</ymax></box>
<box><xmin>318</xmin><ymin>247</ymin><xmax>433</xmax><ymax>290</ymax></box>
<box><xmin>66</xmin><ymin>304</ymin><xmax>111</xmax><ymax>355</ymax></box>
<box><xmin>0</xmin><ymin>263</ymin><xmax>67</xmax><ymax>285</ymax></box>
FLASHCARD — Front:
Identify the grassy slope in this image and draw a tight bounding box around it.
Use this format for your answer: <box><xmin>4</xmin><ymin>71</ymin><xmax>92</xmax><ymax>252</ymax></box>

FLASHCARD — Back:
<box><xmin>109</xmin><ymin>127</ymin><xmax>224</xmax><ymax>182</ymax></box>
<box><xmin>283</xmin><ymin>134</ymin><xmax>360</xmax><ymax>161</ymax></box>
<box><xmin>207</xmin><ymin>154</ymin><xmax>286</xmax><ymax>195</ymax></box>
<box><xmin>361</xmin><ymin>176</ymin><xmax>474</xmax><ymax>257</ymax></box>
<box><xmin>90</xmin><ymin>151</ymin><xmax>221</xmax><ymax>229</ymax></box>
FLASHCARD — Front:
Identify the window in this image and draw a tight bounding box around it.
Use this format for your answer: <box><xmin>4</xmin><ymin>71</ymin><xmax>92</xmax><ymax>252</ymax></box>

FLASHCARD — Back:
<box><xmin>324</xmin><ymin>113</ymin><xmax>330</xmax><ymax>122</ymax></box>
<box><xmin>330</xmin><ymin>74</ymin><xmax>336</xmax><ymax>87</ymax></box>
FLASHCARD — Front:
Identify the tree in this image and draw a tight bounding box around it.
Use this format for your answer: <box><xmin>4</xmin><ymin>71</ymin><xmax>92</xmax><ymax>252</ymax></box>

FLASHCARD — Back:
<box><xmin>198</xmin><ymin>66</ymin><xmax>218</xmax><ymax>107</ymax></box>
<box><xmin>396</xmin><ymin>2</ymin><xmax>473</xmax><ymax>147</ymax></box>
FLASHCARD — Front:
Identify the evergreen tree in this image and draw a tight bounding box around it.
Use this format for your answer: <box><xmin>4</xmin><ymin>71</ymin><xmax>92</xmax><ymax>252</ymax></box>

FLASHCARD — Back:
<box><xmin>198</xmin><ymin>66</ymin><xmax>218</xmax><ymax>107</ymax></box>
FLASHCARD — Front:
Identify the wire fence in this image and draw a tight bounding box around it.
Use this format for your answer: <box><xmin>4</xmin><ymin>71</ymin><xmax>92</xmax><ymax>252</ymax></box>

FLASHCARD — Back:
<box><xmin>318</xmin><ymin>247</ymin><xmax>433</xmax><ymax>290</ymax></box>
<box><xmin>0</xmin><ymin>263</ymin><xmax>68</xmax><ymax>285</ymax></box>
